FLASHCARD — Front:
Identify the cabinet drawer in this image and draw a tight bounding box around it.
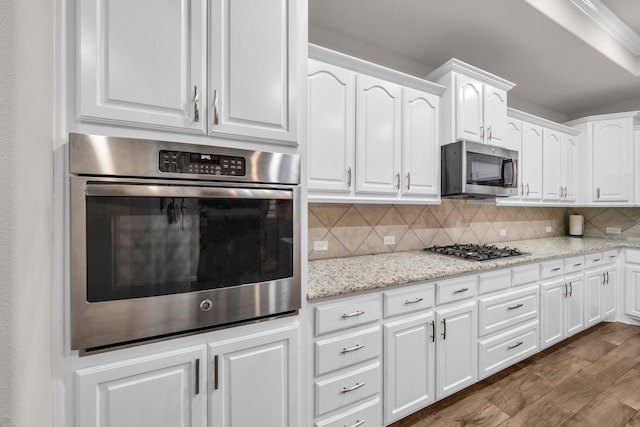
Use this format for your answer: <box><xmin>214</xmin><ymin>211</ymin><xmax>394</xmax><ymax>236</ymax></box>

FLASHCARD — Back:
<box><xmin>478</xmin><ymin>269</ymin><xmax>511</xmax><ymax>295</ymax></box>
<box><xmin>478</xmin><ymin>321</ymin><xmax>539</xmax><ymax>379</ymax></box>
<box><xmin>315</xmin><ymin>296</ymin><xmax>382</xmax><ymax>336</ymax></box>
<box><xmin>627</xmin><ymin>250</ymin><xmax>640</xmax><ymax>265</ymax></box>
<box><xmin>315</xmin><ymin>362</ymin><xmax>381</xmax><ymax>417</ymax></box>
<box><xmin>478</xmin><ymin>285</ymin><xmax>539</xmax><ymax>337</ymax></box>
<box><xmin>315</xmin><ymin>397</ymin><xmax>381</xmax><ymax>427</ymax></box>
<box><xmin>384</xmin><ymin>283</ymin><xmax>435</xmax><ymax>318</ymax></box>
<box><xmin>436</xmin><ymin>275</ymin><xmax>477</xmax><ymax>305</ymax></box>
<box><xmin>584</xmin><ymin>252</ymin><xmax>603</xmax><ymax>269</ymax></box>
<box><xmin>315</xmin><ymin>327</ymin><xmax>381</xmax><ymax>376</ymax></box>
<box><xmin>540</xmin><ymin>260</ymin><xmax>564</xmax><ymax>279</ymax></box>
<box><xmin>602</xmin><ymin>249</ymin><xmax>618</xmax><ymax>265</ymax></box>
<box><xmin>512</xmin><ymin>263</ymin><xmax>539</xmax><ymax>287</ymax></box>
<box><xmin>564</xmin><ymin>255</ymin><xmax>585</xmax><ymax>274</ymax></box>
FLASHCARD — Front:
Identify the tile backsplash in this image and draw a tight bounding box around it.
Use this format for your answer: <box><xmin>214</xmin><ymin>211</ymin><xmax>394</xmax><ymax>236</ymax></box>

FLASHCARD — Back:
<box><xmin>308</xmin><ymin>201</ymin><xmax>568</xmax><ymax>260</ymax></box>
<box><xmin>568</xmin><ymin>207</ymin><xmax>640</xmax><ymax>240</ymax></box>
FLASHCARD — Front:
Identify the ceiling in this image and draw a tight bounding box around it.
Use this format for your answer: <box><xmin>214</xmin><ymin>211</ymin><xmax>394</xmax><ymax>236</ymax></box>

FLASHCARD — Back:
<box><xmin>308</xmin><ymin>0</ymin><xmax>640</xmax><ymax>122</ymax></box>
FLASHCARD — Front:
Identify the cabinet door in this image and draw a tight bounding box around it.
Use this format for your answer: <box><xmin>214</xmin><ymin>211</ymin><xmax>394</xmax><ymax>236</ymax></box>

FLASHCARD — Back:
<box><xmin>625</xmin><ymin>265</ymin><xmax>640</xmax><ymax>318</ymax></box>
<box><xmin>542</xmin><ymin>129</ymin><xmax>562</xmax><ymax>201</ymax></box>
<box><xmin>540</xmin><ymin>278</ymin><xmax>565</xmax><ymax>349</ymax></box>
<box><xmin>209</xmin><ymin>325</ymin><xmax>298</xmax><ymax>427</ymax></box>
<box><xmin>78</xmin><ymin>0</ymin><xmax>205</xmax><ymax>132</ymax></box>
<box><xmin>584</xmin><ymin>269</ymin><xmax>603</xmax><ymax>328</ymax></box>
<box><xmin>308</xmin><ymin>60</ymin><xmax>355</xmax><ymax>193</ymax></box>
<box><xmin>483</xmin><ymin>86</ymin><xmax>507</xmax><ymax>146</ymax></box>
<box><xmin>505</xmin><ymin>118</ymin><xmax>522</xmax><ymax>153</ymax></box>
<box><xmin>602</xmin><ymin>266</ymin><xmax>617</xmax><ymax>319</ymax></box>
<box><xmin>76</xmin><ymin>347</ymin><xmax>207</xmax><ymax>427</ymax></box>
<box><xmin>455</xmin><ymin>75</ymin><xmax>484</xmax><ymax>143</ymax></box>
<box><xmin>402</xmin><ymin>88</ymin><xmax>439</xmax><ymax>197</ymax></box>
<box><xmin>210</xmin><ymin>0</ymin><xmax>296</xmax><ymax>143</ymax></box>
<box><xmin>436</xmin><ymin>301</ymin><xmax>477</xmax><ymax>400</ymax></box>
<box><xmin>561</xmin><ymin>134</ymin><xmax>577</xmax><ymax>201</ymax></box>
<box><xmin>355</xmin><ymin>74</ymin><xmax>402</xmax><ymax>194</ymax></box>
<box><xmin>521</xmin><ymin>123</ymin><xmax>543</xmax><ymax>200</ymax></box>
<box><xmin>384</xmin><ymin>312</ymin><xmax>435</xmax><ymax>424</ymax></box>
<box><xmin>592</xmin><ymin>119</ymin><xmax>632</xmax><ymax>202</ymax></box>
<box><xmin>565</xmin><ymin>274</ymin><xmax>585</xmax><ymax>337</ymax></box>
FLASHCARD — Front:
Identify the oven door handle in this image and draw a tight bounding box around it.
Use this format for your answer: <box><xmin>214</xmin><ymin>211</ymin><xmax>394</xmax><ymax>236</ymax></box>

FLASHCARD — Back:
<box><xmin>85</xmin><ymin>183</ymin><xmax>293</xmax><ymax>200</ymax></box>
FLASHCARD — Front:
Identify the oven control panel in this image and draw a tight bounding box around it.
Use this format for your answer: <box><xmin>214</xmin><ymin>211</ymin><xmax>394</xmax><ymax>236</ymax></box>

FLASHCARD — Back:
<box><xmin>159</xmin><ymin>150</ymin><xmax>246</xmax><ymax>176</ymax></box>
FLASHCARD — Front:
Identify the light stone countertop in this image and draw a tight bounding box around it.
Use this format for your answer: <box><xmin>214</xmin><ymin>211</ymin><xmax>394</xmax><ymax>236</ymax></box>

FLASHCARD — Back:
<box><xmin>307</xmin><ymin>237</ymin><xmax>640</xmax><ymax>300</ymax></box>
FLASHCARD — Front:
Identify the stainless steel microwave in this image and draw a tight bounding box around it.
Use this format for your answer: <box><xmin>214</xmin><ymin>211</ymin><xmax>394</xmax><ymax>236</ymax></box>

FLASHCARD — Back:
<box><xmin>441</xmin><ymin>140</ymin><xmax>518</xmax><ymax>199</ymax></box>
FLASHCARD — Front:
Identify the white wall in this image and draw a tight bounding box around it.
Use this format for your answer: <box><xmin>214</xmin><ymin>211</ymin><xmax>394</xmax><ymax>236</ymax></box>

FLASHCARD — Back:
<box><xmin>0</xmin><ymin>0</ymin><xmax>54</xmax><ymax>426</ymax></box>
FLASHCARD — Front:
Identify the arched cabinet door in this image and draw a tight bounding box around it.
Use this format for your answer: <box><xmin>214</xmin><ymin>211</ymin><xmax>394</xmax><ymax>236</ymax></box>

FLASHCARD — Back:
<box><xmin>483</xmin><ymin>86</ymin><xmax>507</xmax><ymax>146</ymax></box>
<box><xmin>542</xmin><ymin>129</ymin><xmax>562</xmax><ymax>201</ymax></box>
<box><xmin>521</xmin><ymin>123</ymin><xmax>543</xmax><ymax>201</ymax></box>
<box><xmin>592</xmin><ymin>119</ymin><xmax>632</xmax><ymax>202</ymax></box>
<box><xmin>455</xmin><ymin>75</ymin><xmax>484</xmax><ymax>143</ymax></box>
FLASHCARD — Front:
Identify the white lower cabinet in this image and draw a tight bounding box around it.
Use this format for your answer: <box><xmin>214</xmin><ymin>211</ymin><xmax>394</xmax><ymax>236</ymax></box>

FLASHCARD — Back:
<box><xmin>435</xmin><ymin>301</ymin><xmax>478</xmax><ymax>400</ymax></box>
<box><xmin>76</xmin><ymin>346</ymin><xmax>207</xmax><ymax>427</ymax></box>
<box><xmin>585</xmin><ymin>267</ymin><xmax>604</xmax><ymax>328</ymax></box>
<box><xmin>384</xmin><ymin>311</ymin><xmax>435</xmax><ymax>424</ymax></box>
<box><xmin>315</xmin><ymin>398</ymin><xmax>381</xmax><ymax>427</ymax></box>
<box><xmin>625</xmin><ymin>250</ymin><xmax>640</xmax><ymax>319</ymax></box>
<box><xmin>540</xmin><ymin>272</ymin><xmax>585</xmax><ymax>349</ymax></box>
<box><xmin>209</xmin><ymin>325</ymin><xmax>298</xmax><ymax>427</ymax></box>
<box><xmin>602</xmin><ymin>264</ymin><xmax>618</xmax><ymax>318</ymax></box>
<box><xmin>478</xmin><ymin>321</ymin><xmax>539</xmax><ymax>379</ymax></box>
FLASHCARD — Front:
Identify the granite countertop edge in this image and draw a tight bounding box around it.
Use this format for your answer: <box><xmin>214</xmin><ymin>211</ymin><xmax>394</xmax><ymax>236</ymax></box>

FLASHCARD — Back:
<box><xmin>307</xmin><ymin>237</ymin><xmax>640</xmax><ymax>300</ymax></box>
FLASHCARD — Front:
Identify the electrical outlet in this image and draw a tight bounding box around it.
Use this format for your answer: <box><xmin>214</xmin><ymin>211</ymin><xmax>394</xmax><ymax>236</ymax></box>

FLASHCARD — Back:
<box><xmin>313</xmin><ymin>240</ymin><xmax>328</xmax><ymax>251</ymax></box>
<box><xmin>383</xmin><ymin>235</ymin><xmax>395</xmax><ymax>245</ymax></box>
<box><xmin>546</xmin><ymin>226</ymin><xmax>553</xmax><ymax>233</ymax></box>
<box><xmin>606</xmin><ymin>227</ymin><xmax>621</xmax><ymax>235</ymax></box>
<box><xmin>499</xmin><ymin>229</ymin><xmax>507</xmax><ymax>237</ymax></box>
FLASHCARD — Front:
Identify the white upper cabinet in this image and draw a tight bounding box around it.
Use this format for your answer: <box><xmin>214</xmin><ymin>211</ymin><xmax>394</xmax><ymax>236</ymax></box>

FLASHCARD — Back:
<box><xmin>78</xmin><ymin>0</ymin><xmax>299</xmax><ymax>144</ymax></box>
<box><xmin>355</xmin><ymin>74</ymin><xmax>403</xmax><ymax>195</ymax></box>
<box><xmin>566</xmin><ymin>112</ymin><xmax>639</xmax><ymax>204</ymax></box>
<box><xmin>427</xmin><ymin>59</ymin><xmax>514</xmax><ymax>148</ymax></box>
<box><xmin>78</xmin><ymin>0</ymin><xmax>206</xmax><ymax>132</ymax></box>
<box><xmin>307</xmin><ymin>60</ymin><xmax>355</xmax><ymax>193</ymax></box>
<box><xmin>520</xmin><ymin>122</ymin><xmax>543</xmax><ymax>201</ymax></box>
<box><xmin>402</xmin><ymin>88</ymin><xmax>440</xmax><ymax>197</ymax></box>
<box><xmin>561</xmin><ymin>134</ymin><xmax>577</xmax><ymax>202</ymax></box>
<box><xmin>542</xmin><ymin>129</ymin><xmax>562</xmax><ymax>201</ymax></box>
<box><xmin>209</xmin><ymin>0</ymin><xmax>297</xmax><ymax>143</ymax></box>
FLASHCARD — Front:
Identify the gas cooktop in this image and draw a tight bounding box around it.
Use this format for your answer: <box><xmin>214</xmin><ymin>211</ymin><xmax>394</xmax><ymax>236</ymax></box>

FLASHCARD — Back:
<box><xmin>424</xmin><ymin>244</ymin><xmax>528</xmax><ymax>261</ymax></box>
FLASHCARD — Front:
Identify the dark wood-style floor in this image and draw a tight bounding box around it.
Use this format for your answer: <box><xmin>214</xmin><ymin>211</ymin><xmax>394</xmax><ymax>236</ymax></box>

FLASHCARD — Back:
<box><xmin>390</xmin><ymin>321</ymin><xmax>640</xmax><ymax>427</ymax></box>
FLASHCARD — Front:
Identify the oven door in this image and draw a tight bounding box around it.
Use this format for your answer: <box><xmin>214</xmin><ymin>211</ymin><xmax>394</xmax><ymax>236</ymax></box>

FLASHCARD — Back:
<box><xmin>70</xmin><ymin>177</ymin><xmax>300</xmax><ymax>351</ymax></box>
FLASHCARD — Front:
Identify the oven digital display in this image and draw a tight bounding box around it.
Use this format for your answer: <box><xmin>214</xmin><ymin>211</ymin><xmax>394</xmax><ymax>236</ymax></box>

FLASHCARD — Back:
<box><xmin>159</xmin><ymin>150</ymin><xmax>246</xmax><ymax>176</ymax></box>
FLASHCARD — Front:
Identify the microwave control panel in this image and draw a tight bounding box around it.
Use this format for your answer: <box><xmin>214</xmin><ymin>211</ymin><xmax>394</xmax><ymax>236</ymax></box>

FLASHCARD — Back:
<box><xmin>159</xmin><ymin>150</ymin><xmax>246</xmax><ymax>176</ymax></box>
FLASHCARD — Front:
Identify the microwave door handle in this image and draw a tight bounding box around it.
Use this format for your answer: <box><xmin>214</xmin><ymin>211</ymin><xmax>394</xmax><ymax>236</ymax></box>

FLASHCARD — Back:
<box><xmin>511</xmin><ymin>158</ymin><xmax>517</xmax><ymax>188</ymax></box>
<box><xmin>85</xmin><ymin>183</ymin><xmax>293</xmax><ymax>200</ymax></box>
<box><xmin>501</xmin><ymin>159</ymin><xmax>512</xmax><ymax>187</ymax></box>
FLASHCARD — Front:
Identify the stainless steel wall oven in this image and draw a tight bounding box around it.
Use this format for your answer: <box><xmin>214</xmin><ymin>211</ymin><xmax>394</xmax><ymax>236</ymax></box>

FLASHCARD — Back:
<box><xmin>69</xmin><ymin>134</ymin><xmax>300</xmax><ymax>352</ymax></box>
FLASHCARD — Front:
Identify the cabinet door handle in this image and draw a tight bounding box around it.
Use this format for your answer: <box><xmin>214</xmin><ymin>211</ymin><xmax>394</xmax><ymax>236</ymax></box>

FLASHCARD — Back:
<box><xmin>520</xmin><ymin>184</ymin><xmax>524</xmax><ymax>196</ymax></box>
<box><xmin>569</xmin><ymin>282</ymin><xmax>573</xmax><ymax>297</ymax></box>
<box><xmin>441</xmin><ymin>319</ymin><xmax>447</xmax><ymax>340</ymax></box>
<box><xmin>480</xmin><ymin>126</ymin><xmax>485</xmax><ymax>140</ymax></box>
<box><xmin>340</xmin><ymin>382</ymin><xmax>365</xmax><ymax>394</ymax></box>
<box><xmin>340</xmin><ymin>344</ymin><xmax>365</xmax><ymax>355</ymax></box>
<box><xmin>453</xmin><ymin>288</ymin><xmax>469</xmax><ymax>294</ymax></box>
<box><xmin>526</xmin><ymin>183</ymin><xmax>529</xmax><ymax>196</ymax></box>
<box><xmin>564</xmin><ymin>187</ymin><xmax>568</xmax><ymax>198</ymax></box>
<box><xmin>193</xmin><ymin>86</ymin><xmax>200</xmax><ymax>123</ymax></box>
<box><xmin>596</xmin><ymin>187</ymin><xmax>600</xmax><ymax>199</ymax></box>
<box><xmin>602</xmin><ymin>272</ymin><xmax>606</xmax><ymax>285</ymax></box>
<box><xmin>195</xmin><ymin>358</ymin><xmax>200</xmax><ymax>395</ymax></box>
<box><xmin>488</xmin><ymin>126</ymin><xmax>492</xmax><ymax>141</ymax></box>
<box><xmin>213</xmin><ymin>89</ymin><xmax>219</xmax><ymax>125</ymax></box>
<box><xmin>507</xmin><ymin>303</ymin><xmax>524</xmax><ymax>310</ymax></box>
<box><xmin>404</xmin><ymin>297</ymin><xmax>423</xmax><ymax>305</ymax></box>
<box><xmin>213</xmin><ymin>355</ymin><xmax>219</xmax><ymax>391</ymax></box>
<box><xmin>606</xmin><ymin>271</ymin><xmax>610</xmax><ymax>284</ymax></box>
<box><xmin>431</xmin><ymin>320</ymin><xmax>435</xmax><ymax>343</ymax></box>
<box><xmin>347</xmin><ymin>167</ymin><xmax>352</xmax><ymax>188</ymax></box>
<box><xmin>560</xmin><ymin>186</ymin><xmax>563</xmax><ymax>198</ymax></box>
<box><xmin>507</xmin><ymin>341</ymin><xmax>524</xmax><ymax>350</ymax></box>
<box><xmin>406</xmin><ymin>172</ymin><xmax>411</xmax><ymax>190</ymax></box>
<box><xmin>396</xmin><ymin>173</ymin><xmax>400</xmax><ymax>190</ymax></box>
<box><xmin>341</xmin><ymin>310</ymin><xmax>365</xmax><ymax>319</ymax></box>
<box><xmin>346</xmin><ymin>420</ymin><xmax>365</xmax><ymax>427</ymax></box>
<box><xmin>563</xmin><ymin>283</ymin><xmax>568</xmax><ymax>298</ymax></box>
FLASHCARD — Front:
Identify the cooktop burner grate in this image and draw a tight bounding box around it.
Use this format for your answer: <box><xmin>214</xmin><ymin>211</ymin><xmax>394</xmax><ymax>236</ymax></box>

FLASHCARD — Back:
<box><xmin>424</xmin><ymin>243</ymin><xmax>528</xmax><ymax>261</ymax></box>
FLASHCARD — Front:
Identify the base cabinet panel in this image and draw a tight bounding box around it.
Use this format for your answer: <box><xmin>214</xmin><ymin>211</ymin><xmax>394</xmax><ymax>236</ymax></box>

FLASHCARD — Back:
<box><xmin>626</xmin><ymin>265</ymin><xmax>640</xmax><ymax>318</ymax></box>
<box><xmin>478</xmin><ymin>321</ymin><xmax>539</xmax><ymax>379</ymax></box>
<box><xmin>76</xmin><ymin>347</ymin><xmax>207</xmax><ymax>427</ymax></box>
<box><xmin>384</xmin><ymin>312</ymin><xmax>435</xmax><ymax>424</ymax></box>
<box><xmin>602</xmin><ymin>266</ymin><xmax>617</xmax><ymax>319</ymax></box>
<box><xmin>540</xmin><ymin>278</ymin><xmax>565</xmax><ymax>348</ymax></box>
<box><xmin>315</xmin><ymin>398</ymin><xmax>381</xmax><ymax>427</ymax></box>
<box><xmin>209</xmin><ymin>325</ymin><xmax>298</xmax><ymax>427</ymax></box>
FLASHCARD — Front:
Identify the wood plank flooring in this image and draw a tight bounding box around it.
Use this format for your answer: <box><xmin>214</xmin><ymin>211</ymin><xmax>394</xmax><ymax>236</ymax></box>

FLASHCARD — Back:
<box><xmin>390</xmin><ymin>322</ymin><xmax>640</xmax><ymax>427</ymax></box>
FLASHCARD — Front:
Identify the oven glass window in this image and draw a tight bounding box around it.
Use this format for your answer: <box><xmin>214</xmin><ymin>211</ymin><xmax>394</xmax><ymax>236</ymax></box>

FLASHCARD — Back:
<box><xmin>466</xmin><ymin>151</ymin><xmax>507</xmax><ymax>187</ymax></box>
<box><xmin>85</xmin><ymin>194</ymin><xmax>294</xmax><ymax>302</ymax></box>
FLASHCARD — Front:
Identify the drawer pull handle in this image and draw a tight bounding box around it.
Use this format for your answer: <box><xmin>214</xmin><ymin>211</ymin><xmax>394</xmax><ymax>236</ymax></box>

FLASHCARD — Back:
<box><xmin>507</xmin><ymin>303</ymin><xmax>524</xmax><ymax>310</ymax></box>
<box><xmin>593</xmin><ymin>259</ymin><xmax>601</xmax><ymax>262</ymax></box>
<box><xmin>608</xmin><ymin>255</ymin><xmax>616</xmax><ymax>259</ymax></box>
<box><xmin>453</xmin><ymin>288</ymin><xmax>469</xmax><ymax>294</ymax></box>
<box><xmin>340</xmin><ymin>344</ymin><xmax>365</xmax><ymax>355</ymax></box>
<box><xmin>404</xmin><ymin>297</ymin><xmax>424</xmax><ymax>305</ymax></box>
<box><xmin>573</xmin><ymin>263</ymin><xmax>583</xmax><ymax>267</ymax></box>
<box><xmin>551</xmin><ymin>267</ymin><xmax>562</xmax><ymax>272</ymax></box>
<box><xmin>341</xmin><ymin>310</ymin><xmax>365</xmax><ymax>319</ymax></box>
<box><xmin>341</xmin><ymin>382</ymin><xmax>365</xmax><ymax>394</ymax></box>
<box><xmin>346</xmin><ymin>420</ymin><xmax>365</xmax><ymax>427</ymax></box>
<box><xmin>507</xmin><ymin>341</ymin><xmax>524</xmax><ymax>350</ymax></box>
